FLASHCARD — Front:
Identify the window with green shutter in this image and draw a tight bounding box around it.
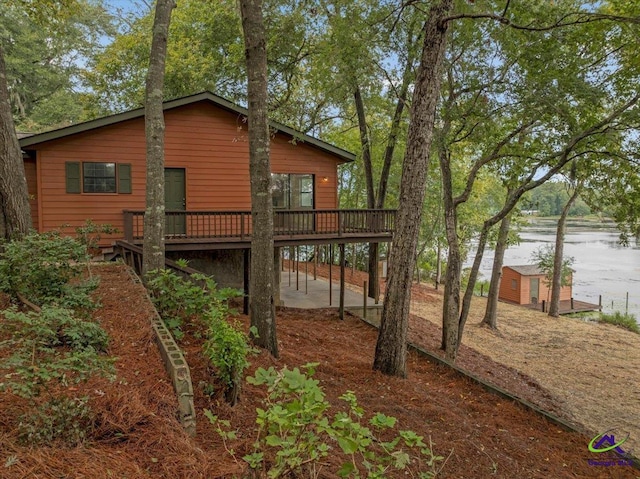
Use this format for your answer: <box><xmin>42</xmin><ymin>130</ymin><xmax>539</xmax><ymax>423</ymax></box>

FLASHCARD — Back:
<box><xmin>118</xmin><ymin>163</ymin><xmax>132</xmax><ymax>194</ymax></box>
<box><xmin>65</xmin><ymin>161</ymin><xmax>132</xmax><ymax>194</ymax></box>
<box><xmin>65</xmin><ymin>162</ymin><xmax>81</xmax><ymax>193</ymax></box>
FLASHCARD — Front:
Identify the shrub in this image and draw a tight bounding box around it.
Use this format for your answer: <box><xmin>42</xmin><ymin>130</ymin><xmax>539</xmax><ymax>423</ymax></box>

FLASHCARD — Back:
<box><xmin>207</xmin><ymin>364</ymin><xmax>444</xmax><ymax>478</ymax></box>
<box><xmin>17</xmin><ymin>396</ymin><xmax>93</xmax><ymax>446</ymax></box>
<box><xmin>0</xmin><ymin>231</ymin><xmax>112</xmax><ymax>445</ymax></box>
<box><xmin>145</xmin><ymin>269</ymin><xmax>216</xmax><ymax>339</ymax></box>
<box><xmin>73</xmin><ymin>219</ymin><xmax>118</xmax><ymax>254</ymax></box>
<box><xmin>202</xmin><ymin>312</ymin><xmax>253</xmax><ymax>405</ymax></box>
<box><xmin>598</xmin><ymin>311</ymin><xmax>639</xmax><ymax>334</ymax></box>
<box><xmin>146</xmin><ymin>267</ymin><xmax>247</xmax><ymax>403</ymax></box>
<box><xmin>0</xmin><ymin>306</ymin><xmax>114</xmax><ymax>399</ymax></box>
<box><xmin>0</xmin><ymin>231</ymin><xmax>98</xmax><ymax>312</ymax></box>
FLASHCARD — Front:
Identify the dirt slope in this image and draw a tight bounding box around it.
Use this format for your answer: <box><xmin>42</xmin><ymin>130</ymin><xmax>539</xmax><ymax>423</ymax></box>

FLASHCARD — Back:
<box><xmin>0</xmin><ymin>264</ymin><xmax>636</xmax><ymax>478</ymax></box>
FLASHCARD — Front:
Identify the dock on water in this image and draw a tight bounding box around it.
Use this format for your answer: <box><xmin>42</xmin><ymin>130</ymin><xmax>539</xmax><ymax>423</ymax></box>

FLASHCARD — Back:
<box><xmin>524</xmin><ymin>298</ymin><xmax>602</xmax><ymax>315</ymax></box>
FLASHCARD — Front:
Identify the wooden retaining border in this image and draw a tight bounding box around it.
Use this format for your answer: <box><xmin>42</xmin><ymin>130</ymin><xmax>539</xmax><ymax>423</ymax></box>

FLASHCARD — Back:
<box><xmin>350</xmin><ymin>310</ymin><xmax>639</xmax><ymax>470</ymax></box>
<box><xmin>125</xmin><ymin>266</ymin><xmax>197</xmax><ymax>436</ymax></box>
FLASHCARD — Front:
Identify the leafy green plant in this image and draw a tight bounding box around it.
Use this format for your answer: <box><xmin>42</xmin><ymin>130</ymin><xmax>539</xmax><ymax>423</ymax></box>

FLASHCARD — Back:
<box><xmin>145</xmin><ymin>269</ymin><xmax>217</xmax><ymax>338</ymax></box>
<box><xmin>473</xmin><ymin>279</ymin><xmax>490</xmax><ymax>297</ymax></box>
<box><xmin>202</xmin><ymin>312</ymin><xmax>253</xmax><ymax>406</ymax></box>
<box><xmin>0</xmin><ymin>306</ymin><xmax>114</xmax><ymax>398</ymax></box>
<box><xmin>146</xmin><ymin>267</ymin><xmax>247</xmax><ymax>402</ymax></box>
<box><xmin>598</xmin><ymin>311</ymin><xmax>639</xmax><ymax>334</ymax></box>
<box><xmin>0</xmin><ymin>231</ymin><xmax>98</xmax><ymax>311</ymax></box>
<box><xmin>0</xmin><ymin>232</ymin><xmax>112</xmax><ymax>445</ymax></box>
<box><xmin>530</xmin><ymin>244</ymin><xmax>574</xmax><ymax>302</ymax></box>
<box><xmin>331</xmin><ymin>392</ymin><xmax>443</xmax><ymax>478</ymax></box>
<box><xmin>73</xmin><ymin>219</ymin><xmax>119</xmax><ymax>253</ymax></box>
<box><xmin>17</xmin><ymin>396</ymin><xmax>93</xmax><ymax>446</ymax></box>
<box><xmin>208</xmin><ymin>364</ymin><xmax>444</xmax><ymax>478</ymax></box>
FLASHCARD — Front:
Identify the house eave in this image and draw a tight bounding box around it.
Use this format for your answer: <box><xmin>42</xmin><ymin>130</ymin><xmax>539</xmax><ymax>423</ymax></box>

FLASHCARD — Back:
<box><xmin>18</xmin><ymin>91</ymin><xmax>356</xmax><ymax>162</ymax></box>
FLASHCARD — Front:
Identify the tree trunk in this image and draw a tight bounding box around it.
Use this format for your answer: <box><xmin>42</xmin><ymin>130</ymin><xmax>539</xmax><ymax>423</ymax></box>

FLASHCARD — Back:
<box><xmin>373</xmin><ymin>0</ymin><xmax>453</xmax><ymax>377</ymax></box>
<box><xmin>354</xmin><ymin>86</ymin><xmax>380</xmax><ymax>302</ymax></box>
<box><xmin>0</xmin><ymin>45</ymin><xmax>31</xmax><ymax>241</ymax></box>
<box><xmin>240</xmin><ymin>0</ymin><xmax>278</xmax><ymax>358</ymax></box>
<box><xmin>549</xmin><ymin>186</ymin><xmax>580</xmax><ymax>317</ymax></box>
<box><xmin>440</xmin><ymin>180</ymin><xmax>461</xmax><ymax>360</ymax></box>
<box><xmin>481</xmin><ymin>214</ymin><xmax>512</xmax><ymax>329</ymax></box>
<box><xmin>435</xmin><ymin>240</ymin><xmax>442</xmax><ymax>290</ymax></box>
<box><xmin>457</xmin><ymin>223</ymin><xmax>491</xmax><ymax>348</ymax></box>
<box><xmin>354</xmin><ymin>86</ymin><xmax>375</xmax><ymax>210</ymax></box>
<box><xmin>142</xmin><ymin>0</ymin><xmax>175</xmax><ymax>277</ymax></box>
<box><xmin>368</xmin><ymin>63</ymin><xmax>412</xmax><ymax>302</ymax></box>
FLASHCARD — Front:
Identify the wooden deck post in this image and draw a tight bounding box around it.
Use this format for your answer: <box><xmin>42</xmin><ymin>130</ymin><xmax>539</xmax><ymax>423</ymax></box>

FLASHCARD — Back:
<box><xmin>339</xmin><ymin>243</ymin><xmax>345</xmax><ymax>320</ymax></box>
<box><xmin>363</xmin><ymin>280</ymin><xmax>367</xmax><ymax>320</ymax></box>
<box><xmin>313</xmin><ymin>245</ymin><xmax>318</xmax><ymax>280</ymax></box>
<box><xmin>123</xmin><ymin>210</ymin><xmax>133</xmax><ymax>241</ymax></box>
<box><xmin>273</xmin><ymin>247</ymin><xmax>281</xmax><ymax>307</ymax></box>
<box><xmin>243</xmin><ymin>249</ymin><xmax>250</xmax><ymax>315</ymax></box>
<box><xmin>329</xmin><ymin>244</ymin><xmax>333</xmax><ymax>306</ymax></box>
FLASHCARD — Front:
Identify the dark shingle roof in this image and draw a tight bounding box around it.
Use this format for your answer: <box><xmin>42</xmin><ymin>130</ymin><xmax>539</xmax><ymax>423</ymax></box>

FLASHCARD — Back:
<box><xmin>505</xmin><ymin>264</ymin><xmax>544</xmax><ymax>276</ymax></box>
<box><xmin>19</xmin><ymin>91</ymin><xmax>355</xmax><ymax>162</ymax></box>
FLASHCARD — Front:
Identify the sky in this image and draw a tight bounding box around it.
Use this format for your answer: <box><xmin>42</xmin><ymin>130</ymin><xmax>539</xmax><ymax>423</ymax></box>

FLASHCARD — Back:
<box><xmin>103</xmin><ymin>0</ymin><xmax>149</xmax><ymax>20</ymax></box>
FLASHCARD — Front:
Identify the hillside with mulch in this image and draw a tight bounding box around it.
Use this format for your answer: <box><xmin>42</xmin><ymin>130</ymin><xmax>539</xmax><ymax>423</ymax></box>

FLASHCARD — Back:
<box><xmin>305</xmin><ymin>261</ymin><xmax>640</xmax><ymax>458</ymax></box>
<box><xmin>0</xmin><ymin>263</ymin><xmax>637</xmax><ymax>478</ymax></box>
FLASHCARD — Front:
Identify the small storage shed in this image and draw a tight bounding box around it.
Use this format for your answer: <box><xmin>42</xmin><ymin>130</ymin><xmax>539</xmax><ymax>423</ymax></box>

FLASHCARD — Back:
<box><xmin>499</xmin><ymin>264</ymin><xmax>573</xmax><ymax>305</ymax></box>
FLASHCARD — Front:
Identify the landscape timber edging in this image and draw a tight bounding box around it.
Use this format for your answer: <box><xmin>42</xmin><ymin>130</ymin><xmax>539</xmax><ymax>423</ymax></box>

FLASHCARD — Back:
<box><xmin>352</xmin><ymin>312</ymin><xmax>640</xmax><ymax>471</ymax></box>
<box><xmin>125</xmin><ymin>265</ymin><xmax>197</xmax><ymax>436</ymax></box>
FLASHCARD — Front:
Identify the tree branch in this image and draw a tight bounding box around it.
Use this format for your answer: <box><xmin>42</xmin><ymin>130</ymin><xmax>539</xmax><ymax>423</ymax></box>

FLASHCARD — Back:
<box><xmin>441</xmin><ymin>12</ymin><xmax>640</xmax><ymax>31</ymax></box>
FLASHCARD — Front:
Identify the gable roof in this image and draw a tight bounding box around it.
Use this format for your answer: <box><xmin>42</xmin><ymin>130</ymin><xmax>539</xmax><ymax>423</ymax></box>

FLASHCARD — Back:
<box><xmin>19</xmin><ymin>91</ymin><xmax>355</xmax><ymax>162</ymax></box>
<box><xmin>506</xmin><ymin>265</ymin><xmax>544</xmax><ymax>276</ymax></box>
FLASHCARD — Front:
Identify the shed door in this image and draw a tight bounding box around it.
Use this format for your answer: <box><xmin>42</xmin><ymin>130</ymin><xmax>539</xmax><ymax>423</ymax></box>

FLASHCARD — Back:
<box><xmin>164</xmin><ymin>168</ymin><xmax>186</xmax><ymax>235</ymax></box>
<box><xmin>530</xmin><ymin>278</ymin><xmax>540</xmax><ymax>304</ymax></box>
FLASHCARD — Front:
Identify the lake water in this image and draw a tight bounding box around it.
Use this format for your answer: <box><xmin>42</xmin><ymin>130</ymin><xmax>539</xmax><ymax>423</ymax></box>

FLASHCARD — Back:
<box><xmin>474</xmin><ymin>218</ymin><xmax>640</xmax><ymax>319</ymax></box>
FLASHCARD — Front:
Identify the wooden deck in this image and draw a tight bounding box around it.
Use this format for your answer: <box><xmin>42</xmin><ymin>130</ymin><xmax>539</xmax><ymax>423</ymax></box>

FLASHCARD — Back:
<box><xmin>123</xmin><ymin>209</ymin><xmax>395</xmax><ymax>250</ymax></box>
<box><xmin>523</xmin><ymin>299</ymin><xmax>602</xmax><ymax>315</ymax></box>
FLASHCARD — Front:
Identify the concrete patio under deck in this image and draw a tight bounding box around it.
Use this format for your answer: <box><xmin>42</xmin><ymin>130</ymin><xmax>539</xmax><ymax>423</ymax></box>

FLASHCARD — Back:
<box><xmin>279</xmin><ymin>271</ymin><xmax>379</xmax><ymax>309</ymax></box>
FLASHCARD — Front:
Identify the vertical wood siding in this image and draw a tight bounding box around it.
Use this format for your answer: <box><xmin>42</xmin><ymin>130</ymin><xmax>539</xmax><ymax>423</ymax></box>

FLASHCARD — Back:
<box><xmin>499</xmin><ymin>267</ymin><xmax>572</xmax><ymax>305</ymax></box>
<box><xmin>535</xmin><ymin>274</ymin><xmax>573</xmax><ymax>303</ymax></box>
<box><xmin>28</xmin><ymin>102</ymin><xmax>343</xmax><ymax>241</ymax></box>
<box><xmin>498</xmin><ymin>267</ymin><xmax>521</xmax><ymax>304</ymax></box>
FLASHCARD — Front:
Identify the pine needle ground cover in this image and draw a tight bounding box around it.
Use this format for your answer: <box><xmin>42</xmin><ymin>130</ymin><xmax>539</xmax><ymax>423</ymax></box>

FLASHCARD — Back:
<box><xmin>0</xmin><ymin>264</ymin><xmax>636</xmax><ymax>478</ymax></box>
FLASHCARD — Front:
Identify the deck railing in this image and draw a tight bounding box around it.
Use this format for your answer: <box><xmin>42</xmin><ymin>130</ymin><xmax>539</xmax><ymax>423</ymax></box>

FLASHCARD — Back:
<box><xmin>123</xmin><ymin>209</ymin><xmax>395</xmax><ymax>242</ymax></box>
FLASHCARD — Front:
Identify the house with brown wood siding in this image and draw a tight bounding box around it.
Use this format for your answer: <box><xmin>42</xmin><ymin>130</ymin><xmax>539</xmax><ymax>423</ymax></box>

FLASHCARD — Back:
<box><xmin>499</xmin><ymin>264</ymin><xmax>572</xmax><ymax>306</ymax></box>
<box><xmin>19</xmin><ymin>92</ymin><xmax>395</xmax><ymax>296</ymax></box>
<box><xmin>19</xmin><ymin>91</ymin><xmax>357</xmax><ymax>240</ymax></box>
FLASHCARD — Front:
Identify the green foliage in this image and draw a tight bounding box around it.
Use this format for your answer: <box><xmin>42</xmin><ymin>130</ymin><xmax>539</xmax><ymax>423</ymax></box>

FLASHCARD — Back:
<box><xmin>0</xmin><ymin>231</ymin><xmax>98</xmax><ymax>312</ymax></box>
<box><xmin>145</xmin><ymin>267</ymin><xmax>246</xmax><ymax>403</ymax></box>
<box><xmin>598</xmin><ymin>311</ymin><xmax>639</xmax><ymax>334</ymax></box>
<box><xmin>0</xmin><ymin>306</ymin><xmax>113</xmax><ymax>398</ymax></box>
<box><xmin>17</xmin><ymin>396</ymin><xmax>93</xmax><ymax>446</ymax></box>
<box><xmin>145</xmin><ymin>269</ymin><xmax>218</xmax><ymax>339</ymax></box>
<box><xmin>1</xmin><ymin>0</ymin><xmax>115</xmax><ymax>130</ymax></box>
<box><xmin>473</xmin><ymin>279</ymin><xmax>490</xmax><ymax>297</ymax></box>
<box><xmin>73</xmin><ymin>219</ymin><xmax>119</xmax><ymax>252</ymax></box>
<box><xmin>524</xmin><ymin>182</ymin><xmax>592</xmax><ymax>217</ymax></box>
<box><xmin>530</xmin><ymin>244</ymin><xmax>575</xmax><ymax>289</ymax></box>
<box><xmin>208</xmin><ymin>364</ymin><xmax>443</xmax><ymax>478</ymax></box>
<box><xmin>245</xmin><ymin>364</ymin><xmax>331</xmax><ymax>478</ymax></box>
<box><xmin>202</xmin><ymin>311</ymin><xmax>252</xmax><ymax>405</ymax></box>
